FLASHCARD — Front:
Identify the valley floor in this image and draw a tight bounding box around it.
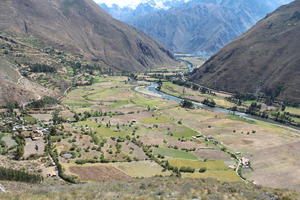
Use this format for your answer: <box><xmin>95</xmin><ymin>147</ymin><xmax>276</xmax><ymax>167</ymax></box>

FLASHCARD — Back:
<box><xmin>1</xmin><ymin>70</ymin><xmax>300</xmax><ymax>198</ymax></box>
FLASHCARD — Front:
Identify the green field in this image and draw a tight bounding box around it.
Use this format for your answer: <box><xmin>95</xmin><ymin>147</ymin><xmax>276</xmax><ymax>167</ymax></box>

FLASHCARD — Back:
<box><xmin>140</xmin><ymin>115</ymin><xmax>173</xmax><ymax>124</ymax></box>
<box><xmin>23</xmin><ymin>115</ymin><xmax>37</xmax><ymax>124</ymax></box>
<box><xmin>243</xmin><ymin>100</ymin><xmax>257</xmax><ymax>105</ymax></box>
<box><xmin>109</xmin><ymin>100</ymin><xmax>130</xmax><ymax>107</ymax></box>
<box><xmin>286</xmin><ymin>106</ymin><xmax>300</xmax><ymax>115</ymax></box>
<box><xmin>226</xmin><ymin>115</ymin><xmax>256</xmax><ymax>124</ymax></box>
<box><xmin>168</xmin><ymin>158</ymin><xmax>228</xmax><ymax>170</ymax></box>
<box><xmin>172</xmin><ymin>126</ymin><xmax>198</xmax><ymax>138</ymax></box>
<box><xmin>76</xmin><ymin>121</ymin><xmax>132</xmax><ymax>137</ymax></box>
<box><xmin>153</xmin><ymin>147</ymin><xmax>198</xmax><ymax>160</ymax></box>
<box><xmin>131</xmin><ymin>94</ymin><xmax>163</xmax><ymax>107</ymax></box>
<box><xmin>85</xmin><ymin>88</ymin><xmax>122</xmax><ymax>101</ymax></box>
<box><xmin>64</xmin><ymin>102</ymin><xmax>93</xmax><ymax>107</ymax></box>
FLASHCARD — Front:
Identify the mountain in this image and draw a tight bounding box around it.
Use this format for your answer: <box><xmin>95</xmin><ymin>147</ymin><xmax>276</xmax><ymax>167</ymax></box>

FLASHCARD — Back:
<box><xmin>0</xmin><ymin>0</ymin><xmax>176</xmax><ymax>72</ymax></box>
<box><xmin>189</xmin><ymin>0</ymin><xmax>300</xmax><ymax>104</ymax></box>
<box><xmin>0</xmin><ymin>0</ymin><xmax>178</xmax><ymax>106</ymax></box>
<box><xmin>100</xmin><ymin>0</ymin><xmax>185</xmax><ymax>21</ymax></box>
<box><xmin>101</xmin><ymin>0</ymin><xmax>293</xmax><ymax>55</ymax></box>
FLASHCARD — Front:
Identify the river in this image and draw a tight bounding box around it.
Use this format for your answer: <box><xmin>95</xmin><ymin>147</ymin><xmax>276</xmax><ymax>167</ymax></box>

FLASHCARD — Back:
<box><xmin>138</xmin><ymin>59</ymin><xmax>300</xmax><ymax>132</ymax></box>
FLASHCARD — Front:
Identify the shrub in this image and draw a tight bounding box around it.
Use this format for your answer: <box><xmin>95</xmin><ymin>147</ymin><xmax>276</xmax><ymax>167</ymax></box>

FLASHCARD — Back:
<box><xmin>199</xmin><ymin>167</ymin><xmax>207</xmax><ymax>173</ymax></box>
<box><xmin>180</xmin><ymin>100</ymin><xmax>193</xmax><ymax>109</ymax></box>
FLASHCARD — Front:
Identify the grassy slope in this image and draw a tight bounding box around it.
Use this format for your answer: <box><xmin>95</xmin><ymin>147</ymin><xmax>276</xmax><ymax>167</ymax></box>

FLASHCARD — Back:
<box><xmin>1</xmin><ymin>177</ymin><xmax>298</xmax><ymax>200</ymax></box>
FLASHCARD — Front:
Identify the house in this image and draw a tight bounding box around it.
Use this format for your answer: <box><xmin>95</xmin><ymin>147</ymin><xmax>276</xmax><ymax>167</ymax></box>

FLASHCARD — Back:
<box><xmin>241</xmin><ymin>157</ymin><xmax>250</xmax><ymax>168</ymax></box>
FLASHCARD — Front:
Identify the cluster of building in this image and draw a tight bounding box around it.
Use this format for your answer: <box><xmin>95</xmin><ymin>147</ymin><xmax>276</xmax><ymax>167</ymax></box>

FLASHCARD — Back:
<box><xmin>12</xmin><ymin>125</ymin><xmax>50</xmax><ymax>140</ymax></box>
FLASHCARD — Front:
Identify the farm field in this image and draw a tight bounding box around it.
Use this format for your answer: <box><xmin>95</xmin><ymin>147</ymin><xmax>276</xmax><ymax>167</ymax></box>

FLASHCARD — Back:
<box><xmin>1</xmin><ymin>72</ymin><xmax>299</xmax><ymax>195</ymax></box>
<box><xmin>58</xmin><ymin>75</ymin><xmax>300</xmax><ymax>192</ymax></box>
<box><xmin>160</xmin><ymin>82</ymin><xmax>235</xmax><ymax>108</ymax></box>
<box><xmin>182</xmin><ymin>170</ymin><xmax>241</xmax><ymax>182</ymax></box>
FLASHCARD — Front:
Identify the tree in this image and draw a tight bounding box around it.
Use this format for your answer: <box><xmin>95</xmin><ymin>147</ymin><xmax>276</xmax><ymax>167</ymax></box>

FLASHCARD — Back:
<box><xmin>202</xmin><ymin>99</ymin><xmax>216</xmax><ymax>107</ymax></box>
<box><xmin>52</xmin><ymin>110</ymin><xmax>63</xmax><ymax>125</ymax></box>
<box><xmin>180</xmin><ymin>99</ymin><xmax>193</xmax><ymax>109</ymax></box>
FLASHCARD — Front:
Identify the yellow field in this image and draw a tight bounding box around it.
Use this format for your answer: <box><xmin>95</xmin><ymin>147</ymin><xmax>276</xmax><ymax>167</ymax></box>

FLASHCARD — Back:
<box><xmin>182</xmin><ymin>170</ymin><xmax>241</xmax><ymax>182</ymax></box>
<box><xmin>169</xmin><ymin>158</ymin><xmax>228</xmax><ymax>170</ymax></box>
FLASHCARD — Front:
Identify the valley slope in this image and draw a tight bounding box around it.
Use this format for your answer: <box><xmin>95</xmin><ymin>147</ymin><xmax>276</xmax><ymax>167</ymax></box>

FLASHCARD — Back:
<box><xmin>0</xmin><ymin>0</ymin><xmax>177</xmax><ymax>105</ymax></box>
<box><xmin>0</xmin><ymin>0</ymin><xmax>176</xmax><ymax>72</ymax></box>
<box><xmin>189</xmin><ymin>0</ymin><xmax>300</xmax><ymax>104</ymax></box>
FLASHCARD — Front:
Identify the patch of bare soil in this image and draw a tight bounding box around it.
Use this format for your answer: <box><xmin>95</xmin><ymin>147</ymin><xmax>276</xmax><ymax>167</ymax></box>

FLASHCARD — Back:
<box><xmin>244</xmin><ymin>142</ymin><xmax>300</xmax><ymax>192</ymax></box>
<box><xmin>24</xmin><ymin>138</ymin><xmax>45</xmax><ymax>159</ymax></box>
<box><xmin>193</xmin><ymin>149</ymin><xmax>231</xmax><ymax>161</ymax></box>
<box><xmin>69</xmin><ymin>165</ymin><xmax>130</xmax><ymax>181</ymax></box>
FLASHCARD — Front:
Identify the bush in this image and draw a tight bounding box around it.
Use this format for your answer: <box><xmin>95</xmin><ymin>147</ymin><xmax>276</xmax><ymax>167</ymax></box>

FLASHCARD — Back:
<box><xmin>199</xmin><ymin>167</ymin><xmax>207</xmax><ymax>173</ymax></box>
<box><xmin>202</xmin><ymin>99</ymin><xmax>216</xmax><ymax>107</ymax></box>
<box><xmin>180</xmin><ymin>99</ymin><xmax>193</xmax><ymax>109</ymax></box>
<box><xmin>179</xmin><ymin>167</ymin><xmax>195</xmax><ymax>173</ymax></box>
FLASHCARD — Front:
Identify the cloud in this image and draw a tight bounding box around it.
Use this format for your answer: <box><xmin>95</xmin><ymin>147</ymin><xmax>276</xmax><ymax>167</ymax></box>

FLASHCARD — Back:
<box><xmin>93</xmin><ymin>0</ymin><xmax>189</xmax><ymax>9</ymax></box>
<box><xmin>93</xmin><ymin>0</ymin><xmax>141</xmax><ymax>8</ymax></box>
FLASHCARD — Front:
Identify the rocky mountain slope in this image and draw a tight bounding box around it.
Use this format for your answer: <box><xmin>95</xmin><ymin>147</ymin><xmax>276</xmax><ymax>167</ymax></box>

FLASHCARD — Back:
<box><xmin>101</xmin><ymin>0</ymin><xmax>292</xmax><ymax>55</ymax></box>
<box><xmin>189</xmin><ymin>0</ymin><xmax>300</xmax><ymax>104</ymax></box>
<box><xmin>0</xmin><ymin>0</ymin><xmax>176</xmax><ymax>72</ymax></box>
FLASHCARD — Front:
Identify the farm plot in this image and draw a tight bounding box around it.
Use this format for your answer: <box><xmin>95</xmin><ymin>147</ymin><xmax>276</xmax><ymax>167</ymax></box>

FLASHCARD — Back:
<box><xmin>24</xmin><ymin>138</ymin><xmax>45</xmax><ymax>159</ymax></box>
<box><xmin>67</xmin><ymin>164</ymin><xmax>130</xmax><ymax>182</ymax></box>
<box><xmin>0</xmin><ymin>133</ymin><xmax>16</xmax><ymax>148</ymax></box>
<box><xmin>139</xmin><ymin>115</ymin><xmax>173</xmax><ymax>124</ymax></box>
<box><xmin>193</xmin><ymin>149</ymin><xmax>232</xmax><ymax>161</ymax></box>
<box><xmin>171</xmin><ymin>125</ymin><xmax>198</xmax><ymax>138</ymax></box>
<box><xmin>75</xmin><ymin>121</ymin><xmax>133</xmax><ymax>137</ymax></box>
<box><xmin>168</xmin><ymin>158</ymin><xmax>228</xmax><ymax>170</ymax></box>
<box><xmin>112</xmin><ymin>161</ymin><xmax>171</xmax><ymax>178</ymax></box>
<box><xmin>243</xmin><ymin>141</ymin><xmax>300</xmax><ymax>192</ymax></box>
<box><xmin>182</xmin><ymin>170</ymin><xmax>241</xmax><ymax>182</ymax></box>
<box><xmin>152</xmin><ymin>147</ymin><xmax>198</xmax><ymax>160</ymax></box>
<box><xmin>161</xmin><ymin>82</ymin><xmax>234</xmax><ymax>108</ymax></box>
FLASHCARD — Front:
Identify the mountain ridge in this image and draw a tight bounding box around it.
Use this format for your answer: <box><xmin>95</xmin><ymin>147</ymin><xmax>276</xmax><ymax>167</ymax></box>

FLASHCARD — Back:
<box><xmin>101</xmin><ymin>0</ymin><xmax>293</xmax><ymax>56</ymax></box>
<box><xmin>189</xmin><ymin>0</ymin><xmax>300</xmax><ymax>104</ymax></box>
<box><xmin>0</xmin><ymin>0</ymin><xmax>176</xmax><ymax>72</ymax></box>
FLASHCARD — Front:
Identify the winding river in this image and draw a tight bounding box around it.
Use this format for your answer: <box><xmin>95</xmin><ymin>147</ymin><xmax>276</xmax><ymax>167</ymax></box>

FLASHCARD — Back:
<box><xmin>137</xmin><ymin>60</ymin><xmax>300</xmax><ymax>132</ymax></box>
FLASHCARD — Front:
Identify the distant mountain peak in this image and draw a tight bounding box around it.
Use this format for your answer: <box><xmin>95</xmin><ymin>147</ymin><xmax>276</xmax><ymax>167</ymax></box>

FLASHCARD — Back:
<box><xmin>100</xmin><ymin>0</ymin><xmax>294</xmax><ymax>56</ymax></box>
<box><xmin>99</xmin><ymin>0</ymin><xmax>189</xmax><ymax>9</ymax></box>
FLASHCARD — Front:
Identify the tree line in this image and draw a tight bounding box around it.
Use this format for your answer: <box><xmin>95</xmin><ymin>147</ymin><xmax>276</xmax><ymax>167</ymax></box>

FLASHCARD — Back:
<box><xmin>0</xmin><ymin>167</ymin><xmax>43</xmax><ymax>183</ymax></box>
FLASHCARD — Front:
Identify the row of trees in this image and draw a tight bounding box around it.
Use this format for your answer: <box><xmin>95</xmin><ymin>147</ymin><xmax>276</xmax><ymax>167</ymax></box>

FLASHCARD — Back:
<box><xmin>0</xmin><ymin>167</ymin><xmax>43</xmax><ymax>183</ymax></box>
<box><xmin>14</xmin><ymin>135</ymin><xmax>25</xmax><ymax>160</ymax></box>
<box><xmin>29</xmin><ymin>63</ymin><xmax>56</xmax><ymax>73</ymax></box>
<box><xmin>27</xmin><ymin>96</ymin><xmax>59</xmax><ymax>109</ymax></box>
<box><xmin>45</xmin><ymin>135</ymin><xmax>78</xmax><ymax>183</ymax></box>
